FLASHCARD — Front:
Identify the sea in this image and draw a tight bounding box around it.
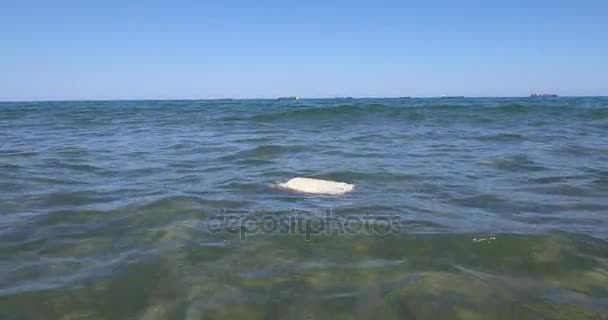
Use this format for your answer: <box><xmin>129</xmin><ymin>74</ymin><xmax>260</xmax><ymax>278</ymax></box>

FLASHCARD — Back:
<box><xmin>1</xmin><ymin>97</ymin><xmax>607</xmax><ymax>319</ymax></box>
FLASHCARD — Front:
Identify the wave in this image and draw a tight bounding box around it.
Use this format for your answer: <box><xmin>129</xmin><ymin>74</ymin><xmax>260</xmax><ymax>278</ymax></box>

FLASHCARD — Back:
<box><xmin>310</xmin><ymin>170</ymin><xmax>417</xmax><ymax>183</ymax></box>
<box><xmin>477</xmin><ymin>133</ymin><xmax>527</xmax><ymax>142</ymax></box>
<box><xmin>493</xmin><ymin>103</ymin><xmax>531</xmax><ymax>114</ymax></box>
<box><xmin>480</xmin><ymin>154</ymin><xmax>548</xmax><ymax>172</ymax></box>
<box><xmin>218</xmin><ymin>144</ymin><xmax>312</xmax><ymax>161</ymax></box>
<box><xmin>217</xmin><ymin>102</ymin><xmax>608</xmax><ymax>124</ymax></box>
<box><xmin>248</xmin><ymin>104</ymin><xmax>425</xmax><ymax>122</ymax></box>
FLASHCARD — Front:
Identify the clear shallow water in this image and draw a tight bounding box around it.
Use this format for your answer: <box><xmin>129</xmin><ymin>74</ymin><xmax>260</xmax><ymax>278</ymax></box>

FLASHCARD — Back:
<box><xmin>1</xmin><ymin>98</ymin><xmax>608</xmax><ymax>319</ymax></box>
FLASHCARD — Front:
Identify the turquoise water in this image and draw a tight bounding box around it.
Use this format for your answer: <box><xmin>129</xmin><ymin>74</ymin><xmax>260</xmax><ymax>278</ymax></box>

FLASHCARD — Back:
<box><xmin>1</xmin><ymin>98</ymin><xmax>608</xmax><ymax>319</ymax></box>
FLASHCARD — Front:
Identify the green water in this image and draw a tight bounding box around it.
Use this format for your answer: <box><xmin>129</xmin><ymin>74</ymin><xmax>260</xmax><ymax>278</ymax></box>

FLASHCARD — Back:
<box><xmin>1</xmin><ymin>98</ymin><xmax>607</xmax><ymax>319</ymax></box>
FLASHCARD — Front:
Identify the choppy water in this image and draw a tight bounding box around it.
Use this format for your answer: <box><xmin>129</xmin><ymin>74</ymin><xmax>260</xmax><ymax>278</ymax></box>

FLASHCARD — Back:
<box><xmin>1</xmin><ymin>98</ymin><xmax>608</xmax><ymax>319</ymax></box>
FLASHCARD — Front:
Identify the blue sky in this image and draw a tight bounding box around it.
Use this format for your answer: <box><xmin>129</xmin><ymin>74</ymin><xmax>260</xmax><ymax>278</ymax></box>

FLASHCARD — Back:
<box><xmin>1</xmin><ymin>0</ymin><xmax>607</xmax><ymax>100</ymax></box>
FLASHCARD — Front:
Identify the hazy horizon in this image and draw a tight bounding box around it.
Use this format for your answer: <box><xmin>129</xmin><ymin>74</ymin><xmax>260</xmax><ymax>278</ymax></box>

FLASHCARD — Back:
<box><xmin>2</xmin><ymin>95</ymin><xmax>608</xmax><ymax>103</ymax></box>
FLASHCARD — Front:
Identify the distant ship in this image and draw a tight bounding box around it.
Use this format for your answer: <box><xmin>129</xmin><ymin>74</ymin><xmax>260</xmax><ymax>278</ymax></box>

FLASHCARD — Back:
<box><xmin>440</xmin><ymin>96</ymin><xmax>465</xmax><ymax>99</ymax></box>
<box><xmin>277</xmin><ymin>96</ymin><xmax>300</xmax><ymax>101</ymax></box>
<box><xmin>530</xmin><ymin>93</ymin><xmax>558</xmax><ymax>98</ymax></box>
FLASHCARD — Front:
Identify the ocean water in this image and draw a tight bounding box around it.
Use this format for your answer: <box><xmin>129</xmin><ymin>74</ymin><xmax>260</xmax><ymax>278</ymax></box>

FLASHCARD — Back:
<box><xmin>1</xmin><ymin>97</ymin><xmax>608</xmax><ymax>319</ymax></box>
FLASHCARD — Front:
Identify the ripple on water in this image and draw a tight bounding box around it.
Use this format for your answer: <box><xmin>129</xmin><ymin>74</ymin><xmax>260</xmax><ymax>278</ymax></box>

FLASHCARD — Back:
<box><xmin>218</xmin><ymin>144</ymin><xmax>313</xmax><ymax>162</ymax></box>
<box><xmin>481</xmin><ymin>154</ymin><xmax>548</xmax><ymax>172</ymax></box>
<box><xmin>477</xmin><ymin>132</ymin><xmax>527</xmax><ymax>142</ymax></box>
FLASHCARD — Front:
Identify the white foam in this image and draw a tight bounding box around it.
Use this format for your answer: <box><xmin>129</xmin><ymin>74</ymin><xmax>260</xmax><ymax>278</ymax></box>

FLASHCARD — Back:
<box><xmin>277</xmin><ymin>177</ymin><xmax>354</xmax><ymax>195</ymax></box>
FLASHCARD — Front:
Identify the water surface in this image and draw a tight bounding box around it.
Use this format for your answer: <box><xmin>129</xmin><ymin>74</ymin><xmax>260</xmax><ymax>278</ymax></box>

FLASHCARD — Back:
<box><xmin>1</xmin><ymin>98</ymin><xmax>608</xmax><ymax>319</ymax></box>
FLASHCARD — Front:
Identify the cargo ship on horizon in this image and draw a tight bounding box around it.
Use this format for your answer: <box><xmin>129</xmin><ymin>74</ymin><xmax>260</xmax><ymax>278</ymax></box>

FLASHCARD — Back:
<box><xmin>530</xmin><ymin>93</ymin><xmax>558</xmax><ymax>98</ymax></box>
<box><xmin>277</xmin><ymin>96</ymin><xmax>300</xmax><ymax>101</ymax></box>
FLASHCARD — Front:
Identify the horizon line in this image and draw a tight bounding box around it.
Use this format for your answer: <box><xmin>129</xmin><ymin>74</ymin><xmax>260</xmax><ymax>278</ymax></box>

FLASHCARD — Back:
<box><xmin>1</xmin><ymin>95</ymin><xmax>607</xmax><ymax>103</ymax></box>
